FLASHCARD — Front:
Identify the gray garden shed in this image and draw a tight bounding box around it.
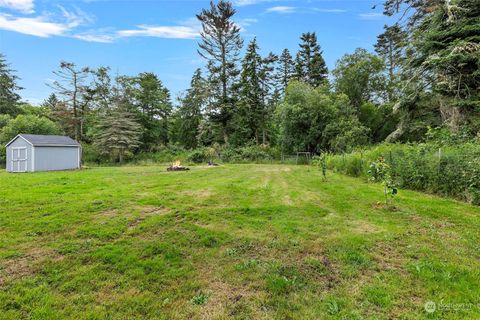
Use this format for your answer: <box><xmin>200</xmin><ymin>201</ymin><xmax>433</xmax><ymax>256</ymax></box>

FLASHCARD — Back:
<box><xmin>5</xmin><ymin>134</ymin><xmax>81</xmax><ymax>172</ymax></box>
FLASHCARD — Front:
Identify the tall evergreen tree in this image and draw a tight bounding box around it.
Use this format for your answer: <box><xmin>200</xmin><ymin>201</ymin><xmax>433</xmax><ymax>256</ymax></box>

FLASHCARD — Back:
<box><xmin>176</xmin><ymin>69</ymin><xmax>207</xmax><ymax>149</ymax></box>
<box><xmin>259</xmin><ymin>52</ymin><xmax>279</xmax><ymax>144</ymax></box>
<box><xmin>120</xmin><ymin>72</ymin><xmax>172</xmax><ymax>150</ymax></box>
<box><xmin>295</xmin><ymin>32</ymin><xmax>328</xmax><ymax>87</ymax></box>
<box><xmin>277</xmin><ymin>49</ymin><xmax>295</xmax><ymax>93</ymax></box>
<box><xmin>50</xmin><ymin>62</ymin><xmax>92</xmax><ymax>141</ymax></box>
<box><xmin>0</xmin><ymin>53</ymin><xmax>22</xmax><ymax>116</ymax></box>
<box><xmin>416</xmin><ymin>0</ymin><xmax>480</xmax><ymax>123</ymax></box>
<box><xmin>93</xmin><ymin>104</ymin><xmax>141</xmax><ymax>163</ymax></box>
<box><xmin>235</xmin><ymin>39</ymin><xmax>278</xmax><ymax>145</ymax></box>
<box><xmin>197</xmin><ymin>0</ymin><xmax>243</xmax><ymax>143</ymax></box>
<box><xmin>90</xmin><ymin>67</ymin><xmax>113</xmax><ymax>112</ymax></box>
<box><xmin>237</xmin><ymin>38</ymin><xmax>264</xmax><ymax>144</ymax></box>
<box><xmin>42</xmin><ymin>93</ymin><xmax>60</xmax><ymax>110</ymax></box>
<box><xmin>383</xmin><ymin>0</ymin><xmax>480</xmax><ymax>137</ymax></box>
<box><xmin>374</xmin><ymin>24</ymin><xmax>407</xmax><ymax>101</ymax></box>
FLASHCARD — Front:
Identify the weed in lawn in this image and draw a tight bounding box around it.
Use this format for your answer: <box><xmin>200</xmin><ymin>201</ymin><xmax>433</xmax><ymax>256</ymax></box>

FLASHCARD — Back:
<box><xmin>191</xmin><ymin>292</ymin><xmax>210</xmax><ymax>305</ymax></box>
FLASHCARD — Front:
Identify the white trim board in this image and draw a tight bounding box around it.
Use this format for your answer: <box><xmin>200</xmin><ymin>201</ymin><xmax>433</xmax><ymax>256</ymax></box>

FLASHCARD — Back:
<box><xmin>5</xmin><ymin>135</ymin><xmax>33</xmax><ymax>148</ymax></box>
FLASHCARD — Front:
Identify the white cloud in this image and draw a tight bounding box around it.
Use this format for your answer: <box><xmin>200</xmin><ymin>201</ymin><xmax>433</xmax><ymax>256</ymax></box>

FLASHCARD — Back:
<box><xmin>235</xmin><ymin>0</ymin><xmax>271</xmax><ymax>6</ymax></box>
<box><xmin>58</xmin><ymin>5</ymin><xmax>93</xmax><ymax>28</ymax></box>
<box><xmin>313</xmin><ymin>8</ymin><xmax>346</xmax><ymax>13</ymax></box>
<box><xmin>235</xmin><ymin>17</ymin><xmax>258</xmax><ymax>30</ymax></box>
<box><xmin>0</xmin><ymin>13</ymin><xmax>68</xmax><ymax>37</ymax></box>
<box><xmin>0</xmin><ymin>0</ymin><xmax>34</xmax><ymax>14</ymax></box>
<box><xmin>266</xmin><ymin>6</ymin><xmax>296</xmax><ymax>14</ymax></box>
<box><xmin>73</xmin><ymin>33</ymin><xmax>114</xmax><ymax>43</ymax></box>
<box><xmin>358</xmin><ymin>12</ymin><xmax>384</xmax><ymax>20</ymax></box>
<box><xmin>117</xmin><ymin>25</ymin><xmax>199</xmax><ymax>39</ymax></box>
<box><xmin>0</xmin><ymin>5</ymin><xmax>92</xmax><ymax>38</ymax></box>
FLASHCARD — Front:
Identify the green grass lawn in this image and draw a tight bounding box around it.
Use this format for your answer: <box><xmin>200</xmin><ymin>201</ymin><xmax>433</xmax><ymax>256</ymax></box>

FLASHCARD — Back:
<box><xmin>0</xmin><ymin>164</ymin><xmax>479</xmax><ymax>319</ymax></box>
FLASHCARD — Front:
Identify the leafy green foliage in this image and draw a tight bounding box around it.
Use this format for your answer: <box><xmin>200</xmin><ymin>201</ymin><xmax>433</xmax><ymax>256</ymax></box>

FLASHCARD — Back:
<box><xmin>312</xmin><ymin>154</ymin><xmax>327</xmax><ymax>180</ymax></box>
<box><xmin>333</xmin><ymin>48</ymin><xmax>387</xmax><ymax>110</ymax></box>
<box><xmin>276</xmin><ymin>81</ymin><xmax>369</xmax><ymax>153</ymax></box>
<box><xmin>329</xmin><ymin>143</ymin><xmax>480</xmax><ymax>204</ymax></box>
<box><xmin>191</xmin><ymin>292</ymin><xmax>210</xmax><ymax>305</ymax></box>
<box><xmin>0</xmin><ymin>114</ymin><xmax>62</xmax><ymax>143</ymax></box>
<box><xmin>368</xmin><ymin>157</ymin><xmax>398</xmax><ymax>205</ymax></box>
<box><xmin>186</xmin><ymin>148</ymin><xmax>209</xmax><ymax>164</ymax></box>
<box><xmin>0</xmin><ymin>115</ymin><xmax>63</xmax><ymax>164</ymax></box>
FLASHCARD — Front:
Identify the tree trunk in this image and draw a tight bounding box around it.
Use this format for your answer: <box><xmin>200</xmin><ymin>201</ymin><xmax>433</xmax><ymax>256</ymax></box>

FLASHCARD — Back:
<box><xmin>119</xmin><ymin>148</ymin><xmax>124</xmax><ymax>163</ymax></box>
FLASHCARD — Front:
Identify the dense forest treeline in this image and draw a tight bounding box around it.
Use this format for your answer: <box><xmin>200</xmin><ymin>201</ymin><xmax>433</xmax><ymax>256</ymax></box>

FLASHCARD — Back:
<box><xmin>0</xmin><ymin>0</ymin><xmax>479</xmax><ymax>163</ymax></box>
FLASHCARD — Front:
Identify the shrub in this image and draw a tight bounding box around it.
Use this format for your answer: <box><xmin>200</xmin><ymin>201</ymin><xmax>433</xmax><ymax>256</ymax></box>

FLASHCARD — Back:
<box><xmin>187</xmin><ymin>149</ymin><xmax>208</xmax><ymax>163</ymax></box>
<box><xmin>312</xmin><ymin>154</ymin><xmax>328</xmax><ymax>180</ymax></box>
<box><xmin>220</xmin><ymin>145</ymin><xmax>279</xmax><ymax>163</ymax></box>
<box><xmin>368</xmin><ymin>157</ymin><xmax>398</xmax><ymax>205</ymax></box>
<box><xmin>0</xmin><ymin>114</ymin><xmax>62</xmax><ymax>144</ymax></box>
<box><xmin>328</xmin><ymin>143</ymin><xmax>480</xmax><ymax>205</ymax></box>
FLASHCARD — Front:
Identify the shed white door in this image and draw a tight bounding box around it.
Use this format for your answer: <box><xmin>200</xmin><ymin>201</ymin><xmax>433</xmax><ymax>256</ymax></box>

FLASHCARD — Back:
<box><xmin>11</xmin><ymin>147</ymin><xmax>27</xmax><ymax>172</ymax></box>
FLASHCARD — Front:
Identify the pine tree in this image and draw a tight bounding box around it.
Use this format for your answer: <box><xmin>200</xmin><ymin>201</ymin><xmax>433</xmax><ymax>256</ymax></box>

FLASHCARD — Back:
<box><xmin>416</xmin><ymin>0</ymin><xmax>480</xmax><ymax>112</ymax></box>
<box><xmin>277</xmin><ymin>48</ymin><xmax>295</xmax><ymax>93</ymax></box>
<box><xmin>374</xmin><ymin>24</ymin><xmax>406</xmax><ymax>101</ymax></box>
<box><xmin>0</xmin><ymin>53</ymin><xmax>22</xmax><ymax>116</ymax></box>
<box><xmin>94</xmin><ymin>101</ymin><xmax>141</xmax><ymax>163</ymax></box>
<box><xmin>259</xmin><ymin>52</ymin><xmax>278</xmax><ymax>144</ymax></box>
<box><xmin>236</xmin><ymin>38</ymin><xmax>264</xmax><ymax>143</ymax></box>
<box><xmin>42</xmin><ymin>93</ymin><xmax>60</xmax><ymax>110</ymax></box>
<box><xmin>176</xmin><ymin>69</ymin><xmax>207</xmax><ymax>149</ymax></box>
<box><xmin>49</xmin><ymin>62</ymin><xmax>92</xmax><ymax>141</ymax></box>
<box><xmin>119</xmin><ymin>72</ymin><xmax>172</xmax><ymax>149</ymax></box>
<box><xmin>90</xmin><ymin>67</ymin><xmax>113</xmax><ymax>112</ymax></box>
<box><xmin>296</xmin><ymin>32</ymin><xmax>328</xmax><ymax>87</ymax></box>
<box><xmin>197</xmin><ymin>0</ymin><xmax>243</xmax><ymax>143</ymax></box>
<box><xmin>384</xmin><ymin>0</ymin><xmax>480</xmax><ymax>136</ymax></box>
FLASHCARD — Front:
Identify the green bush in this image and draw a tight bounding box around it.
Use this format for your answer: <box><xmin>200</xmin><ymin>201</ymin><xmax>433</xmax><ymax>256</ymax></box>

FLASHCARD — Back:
<box><xmin>220</xmin><ymin>145</ymin><xmax>279</xmax><ymax>163</ymax></box>
<box><xmin>187</xmin><ymin>149</ymin><xmax>208</xmax><ymax>163</ymax></box>
<box><xmin>81</xmin><ymin>143</ymin><xmax>105</xmax><ymax>164</ymax></box>
<box><xmin>327</xmin><ymin>143</ymin><xmax>480</xmax><ymax>204</ymax></box>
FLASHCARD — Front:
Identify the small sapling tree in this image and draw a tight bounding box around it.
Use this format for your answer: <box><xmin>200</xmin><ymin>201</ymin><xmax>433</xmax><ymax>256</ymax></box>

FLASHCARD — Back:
<box><xmin>368</xmin><ymin>157</ymin><xmax>398</xmax><ymax>206</ymax></box>
<box><xmin>312</xmin><ymin>153</ymin><xmax>328</xmax><ymax>181</ymax></box>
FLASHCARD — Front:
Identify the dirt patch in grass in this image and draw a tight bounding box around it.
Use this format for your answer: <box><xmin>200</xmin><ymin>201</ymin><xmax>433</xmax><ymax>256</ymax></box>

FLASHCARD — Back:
<box><xmin>371</xmin><ymin>242</ymin><xmax>408</xmax><ymax>274</ymax></box>
<box><xmin>282</xmin><ymin>195</ymin><xmax>293</xmax><ymax>206</ymax></box>
<box><xmin>180</xmin><ymin>189</ymin><xmax>213</xmax><ymax>199</ymax></box>
<box><xmin>100</xmin><ymin>209</ymin><xmax>120</xmax><ymax>218</ymax></box>
<box><xmin>0</xmin><ymin>247</ymin><xmax>63</xmax><ymax>285</ymax></box>
<box><xmin>350</xmin><ymin>220</ymin><xmax>383</xmax><ymax>234</ymax></box>
<box><xmin>127</xmin><ymin>206</ymin><xmax>171</xmax><ymax>230</ymax></box>
<box><xmin>195</xmin><ymin>263</ymin><xmax>268</xmax><ymax>319</ymax></box>
<box><xmin>371</xmin><ymin>202</ymin><xmax>400</xmax><ymax>211</ymax></box>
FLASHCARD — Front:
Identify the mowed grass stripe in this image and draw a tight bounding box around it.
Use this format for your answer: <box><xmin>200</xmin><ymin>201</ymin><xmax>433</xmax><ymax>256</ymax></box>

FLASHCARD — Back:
<box><xmin>0</xmin><ymin>164</ymin><xmax>479</xmax><ymax>319</ymax></box>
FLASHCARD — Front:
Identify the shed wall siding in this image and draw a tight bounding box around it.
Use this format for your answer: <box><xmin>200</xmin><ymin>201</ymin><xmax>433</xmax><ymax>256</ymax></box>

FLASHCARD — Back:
<box><xmin>6</xmin><ymin>137</ymin><xmax>33</xmax><ymax>172</ymax></box>
<box><xmin>34</xmin><ymin>147</ymin><xmax>80</xmax><ymax>171</ymax></box>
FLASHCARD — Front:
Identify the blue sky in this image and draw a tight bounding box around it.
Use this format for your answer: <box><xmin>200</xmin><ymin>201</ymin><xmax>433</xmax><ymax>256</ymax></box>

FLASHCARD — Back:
<box><xmin>0</xmin><ymin>0</ymin><xmax>395</xmax><ymax>105</ymax></box>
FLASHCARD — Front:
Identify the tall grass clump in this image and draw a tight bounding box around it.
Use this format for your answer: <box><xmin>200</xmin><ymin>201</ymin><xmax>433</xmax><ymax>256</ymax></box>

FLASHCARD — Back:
<box><xmin>327</xmin><ymin>142</ymin><xmax>480</xmax><ymax>205</ymax></box>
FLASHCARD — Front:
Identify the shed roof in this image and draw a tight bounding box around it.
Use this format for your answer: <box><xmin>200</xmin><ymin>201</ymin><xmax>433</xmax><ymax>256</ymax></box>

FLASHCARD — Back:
<box><xmin>5</xmin><ymin>134</ymin><xmax>80</xmax><ymax>147</ymax></box>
